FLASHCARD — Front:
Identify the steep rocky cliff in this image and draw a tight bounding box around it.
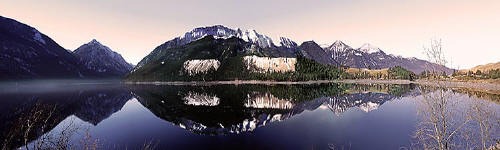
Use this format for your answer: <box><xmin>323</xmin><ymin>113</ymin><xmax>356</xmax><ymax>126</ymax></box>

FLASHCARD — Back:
<box><xmin>243</xmin><ymin>55</ymin><xmax>296</xmax><ymax>73</ymax></box>
<box><xmin>299</xmin><ymin>41</ymin><xmax>338</xmax><ymax>66</ymax></box>
<box><xmin>183</xmin><ymin>59</ymin><xmax>221</xmax><ymax>76</ymax></box>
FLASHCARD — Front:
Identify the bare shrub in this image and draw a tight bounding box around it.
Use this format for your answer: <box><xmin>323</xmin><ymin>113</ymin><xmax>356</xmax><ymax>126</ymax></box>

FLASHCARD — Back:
<box><xmin>413</xmin><ymin>39</ymin><xmax>499</xmax><ymax>150</ymax></box>
<box><xmin>1</xmin><ymin>103</ymin><xmax>98</xmax><ymax>150</ymax></box>
<box><xmin>414</xmin><ymin>87</ymin><xmax>469</xmax><ymax>149</ymax></box>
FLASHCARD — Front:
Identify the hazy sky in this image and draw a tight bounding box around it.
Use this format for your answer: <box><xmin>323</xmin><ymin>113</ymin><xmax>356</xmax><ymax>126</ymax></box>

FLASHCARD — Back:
<box><xmin>1</xmin><ymin>0</ymin><xmax>499</xmax><ymax>69</ymax></box>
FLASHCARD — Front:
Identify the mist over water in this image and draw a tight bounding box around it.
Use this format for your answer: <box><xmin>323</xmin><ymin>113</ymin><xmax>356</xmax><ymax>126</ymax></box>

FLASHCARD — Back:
<box><xmin>0</xmin><ymin>79</ymin><xmax>123</xmax><ymax>94</ymax></box>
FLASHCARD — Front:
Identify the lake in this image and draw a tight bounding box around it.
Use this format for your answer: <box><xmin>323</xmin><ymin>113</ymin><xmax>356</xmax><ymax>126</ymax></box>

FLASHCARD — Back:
<box><xmin>0</xmin><ymin>81</ymin><xmax>498</xmax><ymax>150</ymax></box>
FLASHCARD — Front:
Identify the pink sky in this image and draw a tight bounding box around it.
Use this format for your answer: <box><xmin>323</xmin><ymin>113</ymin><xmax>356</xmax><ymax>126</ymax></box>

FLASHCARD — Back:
<box><xmin>1</xmin><ymin>0</ymin><xmax>499</xmax><ymax>69</ymax></box>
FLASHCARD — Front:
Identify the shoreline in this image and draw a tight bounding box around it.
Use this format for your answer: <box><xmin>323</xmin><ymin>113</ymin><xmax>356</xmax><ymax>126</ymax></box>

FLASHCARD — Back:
<box><xmin>124</xmin><ymin>79</ymin><xmax>500</xmax><ymax>92</ymax></box>
<box><xmin>124</xmin><ymin>80</ymin><xmax>341</xmax><ymax>85</ymax></box>
<box><xmin>415</xmin><ymin>79</ymin><xmax>500</xmax><ymax>94</ymax></box>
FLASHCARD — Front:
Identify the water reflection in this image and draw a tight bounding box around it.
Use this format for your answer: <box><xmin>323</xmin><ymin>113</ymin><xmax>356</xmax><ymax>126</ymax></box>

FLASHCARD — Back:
<box><xmin>244</xmin><ymin>92</ymin><xmax>294</xmax><ymax>109</ymax></box>
<box><xmin>0</xmin><ymin>82</ymin><xmax>498</xmax><ymax>149</ymax></box>
<box><xmin>183</xmin><ymin>92</ymin><xmax>220</xmax><ymax>106</ymax></box>
<box><xmin>0</xmin><ymin>83</ymin><xmax>132</xmax><ymax>149</ymax></box>
<box><xmin>128</xmin><ymin>84</ymin><xmax>416</xmax><ymax>135</ymax></box>
<box><xmin>413</xmin><ymin>87</ymin><xmax>500</xmax><ymax>149</ymax></box>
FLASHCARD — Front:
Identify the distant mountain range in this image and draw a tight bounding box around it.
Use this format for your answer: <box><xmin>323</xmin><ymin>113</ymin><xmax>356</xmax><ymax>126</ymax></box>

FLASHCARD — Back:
<box><xmin>0</xmin><ymin>16</ymin><xmax>89</xmax><ymax>80</ymax></box>
<box><xmin>0</xmin><ymin>16</ymin><xmax>132</xmax><ymax>80</ymax></box>
<box><xmin>324</xmin><ymin>40</ymin><xmax>454</xmax><ymax>74</ymax></box>
<box><xmin>128</xmin><ymin>25</ymin><xmax>454</xmax><ymax>81</ymax></box>
<box><xmin>0</xmin><ymin>16</ymin><xmax>455</xmax><ymax>81</ymax></box>
<box><xmin>460</xmin><ymin>62</ymin><xmax>500</xmax><ymax>72</ymax></box>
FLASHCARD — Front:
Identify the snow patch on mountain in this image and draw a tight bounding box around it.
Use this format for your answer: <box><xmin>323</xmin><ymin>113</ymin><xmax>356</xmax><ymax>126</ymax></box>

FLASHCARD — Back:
<box><xmin>32</xmin><ymin>29</ymin><xmax>45</xmax><ymax>44</ymax></box>
<box><xmin>174</xmin><ymin>25</ymin><xmax>291</xmax><ymax>49</ymax></box>
<box><xmin>276</xmin><ymin>37</ymin><xmax>298</xmax><ymax>48</ymax></box>
<box><xmin>326</xmin><ymin>40</ymin><xmax>352</xmax><ymax>54</ymax></box>
<box><xmin>358</xmin><ymin>43</ymin><xmax>382</xmax><ymax>53</ymax></box>
<box><xmin>180</xmin><ymin>25</ymin><xmax>237</xmax><ymax>42</ymax></box>
<box><xmin>358</xmin><ymin>101</ymin><xmax>380</xmax><ymax>112</ymax></box>
<box><xmin>236</xmin><ymin>29</ymin><xmax>274</xmax><ymax>48</ymax></box>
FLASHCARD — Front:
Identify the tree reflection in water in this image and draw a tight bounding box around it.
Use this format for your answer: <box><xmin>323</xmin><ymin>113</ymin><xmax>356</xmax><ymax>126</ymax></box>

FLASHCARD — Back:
<box><xmin>1</xmin><ymin>82</ymin><xmax>497</xmax><ymax>150</ymax></box>
<box><xmin>413</xmin><ymin>38</ymin><xmax>499</xmax><ymax>150</ymax></box>
<box><xmin>413</xmin><ymin>87</ymin><xmax>499</xmax><ymax>150</ymax></box>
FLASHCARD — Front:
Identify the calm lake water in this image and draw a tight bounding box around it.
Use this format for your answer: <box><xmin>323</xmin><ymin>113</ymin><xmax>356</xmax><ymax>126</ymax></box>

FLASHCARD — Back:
<box><xmin>0</xmin><ymin>81</ymin><xmax>498</xmax><ymax>150</ymax></box>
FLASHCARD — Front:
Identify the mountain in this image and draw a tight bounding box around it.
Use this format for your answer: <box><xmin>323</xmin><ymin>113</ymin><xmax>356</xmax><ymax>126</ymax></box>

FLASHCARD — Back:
<box><xmin>128</xmin><ymin>26</ymin><xmax>350</xmax><ymax>82</ymax></box>
<box><xmin>358</xmin><ymin>43</ymin><xmax>382</xmax><ymax>53</ymax></box>
<box><xmin>277</xmin><ymin>37</ymin><xmax>298</xmax><ymax>49</ymax></box>
<box><xmin>126</xmin><ymin>36</ymin><xmax>280</xmax><ymax>81</ymax></box>
<box><xmin>324</xmin><ymin>41</ymin><xmax>454</xmax><ymax>74</ymax></box>
<box><xmin>0</xmin><ymin>16</ymin><xmax>91</xmax><ymax>80</ymax></box>
<box><xmin>236</xmin><ymin>28</ymin><xmax>274</xmax><ymax>48</ymax></box>
<box><xmin>129</xmin><ymin>25</ymin><xmax>453</xmax><ymax>81</ymax></box>
<box><xmin>0</xmin><ymin>16</ymin><xmax>134</xmax><ymax>80</ymax></box>
<box><xmin>298</xmin><ymin>41</ymin><xmax>338</xmax><ymax>66</ymax></box>
<box><xmin>126</xmin><ymin>35</ymin><xmax>342</xmax><ymax>82</ymax></box>
<box><xmin>72</xmin><ymin>89</ymin><xmax>132</xmax><ymax>125</ymax></box>
<box><xmin>176</xmin><ymin>25</ymin><xmax>288</xmax><ymax>49</ymax></box>
<box><xmin>134</xmin><ymin>25</ymin><xmax>298</xmax><ymax>69</ymax></box>
<box><xmin>73</xmin><ymin>39</ymin><xmax>133</xmax><ymax>77</ymax></box>
<box><xmin>461</xmin><ymin>62</ymin><xmax>500</xmax><ymax>72</ymax></box>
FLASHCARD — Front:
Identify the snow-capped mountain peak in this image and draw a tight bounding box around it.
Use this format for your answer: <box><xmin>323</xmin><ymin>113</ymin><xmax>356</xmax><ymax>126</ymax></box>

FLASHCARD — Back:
<box><xmin>32</xmin><ymin>29</ymin><xmax>46</xmax><ymax>44</ymax></box>
<box><xmin>180</xmin><ymin>25</ymin><xmax>236</xmax><ymax>41</ymax></box>
<box><xmin>358</xmin><ymin>101</ymin><xmax>380</xmax><ymax>112</ymax></box>
<box><xmin>327</xmin><ymin>40</ymin><xmax>352</xmax><ymax>52</ymax></box>
<box><xmin>236</xmin><ymin>28</ymin><xmax>274</xmax><ymax>48</ymax></box>
<box><xmin>276</xmin><ymin>37</ymin><xmax>298</xmax><ymax>48</ymax></box>
<box><xmin>171</xmin><ymin>25</ymin><xmax>280</xmax><ymax>48</ymax></box>
<box><xmin>319</xmin><ymin>44</ymin><xmax>330</xmax><ymax>48</ymax></box>
<box><xmin>358</xmin><ymin>43</ymin><xmax>382</xmax><ymax>53</ymax></box>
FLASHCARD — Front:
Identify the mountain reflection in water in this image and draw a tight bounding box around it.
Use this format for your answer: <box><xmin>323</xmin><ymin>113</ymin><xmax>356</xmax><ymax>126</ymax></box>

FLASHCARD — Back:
<box><xmin>130</xmin><ymin>83</ymin><xmax>404</xmax><ymax>135</ymax></box>
<box><xmin>0</xmin><ymin>82</ymin><xmax>498</xmax><ymax>150</ymax></box>
<box><xmin>0</xmin><ymin>82</ymin><xmax>132</xmax><ymax>149</ymax></box>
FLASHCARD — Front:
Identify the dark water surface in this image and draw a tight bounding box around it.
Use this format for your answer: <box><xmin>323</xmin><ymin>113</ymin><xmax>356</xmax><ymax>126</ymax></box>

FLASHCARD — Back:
<box><xmin>0</xmin><ymin>81</ymin><xmax>498</xmax><ymax>150</ymax></box>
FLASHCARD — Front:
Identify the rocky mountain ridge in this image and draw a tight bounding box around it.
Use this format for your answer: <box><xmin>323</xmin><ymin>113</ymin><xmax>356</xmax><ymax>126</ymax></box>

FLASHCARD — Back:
<box><xmin>0</xmin><ymin>16</ymin><xmax>456</xmax><ymax>80</ymax></box>
<box><xmin>0</xmin><ymin>16</ymin><xmax>134</xmax><ymax>80</ymax></box>
<box><xmin>133</xmin><ymin>24</ymin><xmax>455</xmax><ymax>81</ymax></box>
<box><xmin>134</xmin><ymin>25</ymin><xmax>298</xmax><ymax>69</ymax></box>
<box><xmin>324</xmin><ymin>40</ymin><xmax>454</xmax><ymax>74</ymax></box>
<box><xmin>460</xmin><ymin>61</ymin><xmax>500</xmax><ymax>72</ymax></box>
<box><xmin>0</xmin><ymin>16</ymin><xmax>89</xmax><ymax>80</ymax></box>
